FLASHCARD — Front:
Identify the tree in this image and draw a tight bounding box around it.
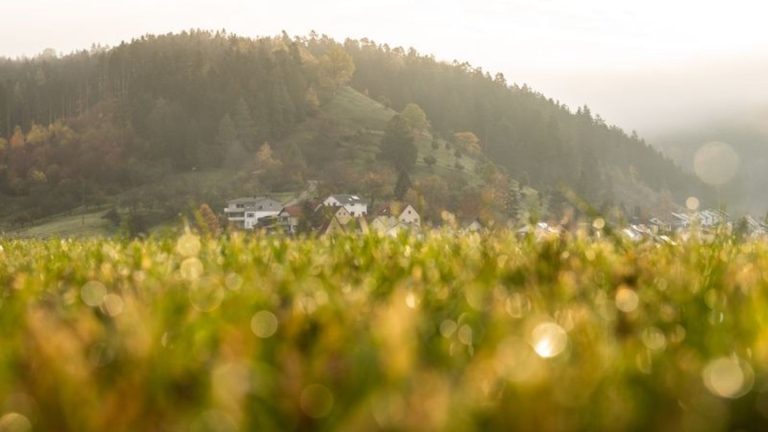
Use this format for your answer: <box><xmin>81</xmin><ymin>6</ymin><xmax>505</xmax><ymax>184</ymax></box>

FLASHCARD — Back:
<box><xmin>379</xmin><ymin>115</ymin><xmax>417</xmax><ymax>173</ymax></box>
<box><xmin>119</xmin><ymin>210</ymin><xmax>149</xmax><ymax>238</ymax></box>
<box><xmin>305</xmin><ymin>86</ymin><xmax>320</xmax><ymax>115</ymax></box>
<box><xmin>394</xmin><ymin>170</ymin><xmax>412</xmax><ymax>200</ymax></box>
<box><xmin>431</xmin><ymin>136</ymin><xmax>439</xmax><ymax>150</ymax></box>
<box><xmin>197</xmin><ymin>203</ymin><xmax>221</xmax><ymax>236</ymax></box>
<box><xmin>255</xmin><ymin>142</ymin><xmax>281</xmax><ymax>173</ymax></box>
<box><xmin>303</xmin><ymin>119</ymin><xmax>338</xmax><ymax>167</ymax></box>
<box><xmin>415</xmin><ymin>175</ymin><xmax>450</xmax><ymax>223</ymax></box>
<box><xmin>218</xmin><ymin>115</ymin><xmax>247</xmax><ymax>169</ymax></box>
<box><xmin>9</xmin><ymin>126</ymin><xmax>25</xmax><ymax>149</ymax></box>
<box><xmin>505</xmin><ymin>180</ymin><xmax>522</xmax><ymax>223</ymax></box>
<box><xmin>278</xmin><ymin>142</ymin><xmax>307</xmax><ymax>188</ymax></box>
<box><xmin>401</xmin><ymin>103</ymin><xmax>429</xmax><ymax>132</ymax></box>
<box><xmin>453</xmin><ymin>131</ymin><xmax>481</xmax><ymax>154</ymax></box>
<box><xmin>362</xmin><ymin>166</ymin><xmax>395</xmax><ymax>210</ymax></box>
<box><xmin>424</xmin><ymin>154</ymin><xmax>437</xmax><ymax>169</ymax></box>
<box><xmin>319</xmin><ymin>45</ymin><xmax>355</xmax><ymax>93</ymax></box>
<box><xmin>233</xmin><ymin>98</ymin><xmax>257</xmax><ymax>148</ymax></box>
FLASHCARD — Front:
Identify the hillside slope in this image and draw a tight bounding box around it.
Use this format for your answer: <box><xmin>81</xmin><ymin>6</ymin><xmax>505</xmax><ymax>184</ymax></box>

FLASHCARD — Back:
<box><xmin>0</xmin><ymin>31</ymin><xmax>710</xmax><ymax>228</ymax></box>
<box><xmin>2</xmin><ymin>85</ymin><xmax>487</xmax><ymax>233</ymax></box>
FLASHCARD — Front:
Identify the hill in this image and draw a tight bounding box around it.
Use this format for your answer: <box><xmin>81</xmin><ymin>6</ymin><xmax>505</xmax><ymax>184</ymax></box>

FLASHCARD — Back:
<box><xmin>0</xmin><ymin>31</ymin><xmax>711</xmax><ymax>229</ymax></box>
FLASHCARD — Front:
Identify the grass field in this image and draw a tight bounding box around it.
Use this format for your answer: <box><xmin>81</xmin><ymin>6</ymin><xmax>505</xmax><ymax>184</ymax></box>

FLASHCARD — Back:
<box><xmin>1</xmin><ymin>231</ymin><xmax>767</xmax><ymax>431</ymax></box>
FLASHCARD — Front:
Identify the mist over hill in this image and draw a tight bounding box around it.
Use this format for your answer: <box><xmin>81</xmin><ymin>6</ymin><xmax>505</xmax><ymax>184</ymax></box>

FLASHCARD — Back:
<box><xmin>650</xmin><ymin>108</ymin><xmax>768</xmax><ymax>215</ymax></box>
<box><xmin>0</xmin><ymin>31</ymin><xmax>711</xmax><ymax>226</ymax></box>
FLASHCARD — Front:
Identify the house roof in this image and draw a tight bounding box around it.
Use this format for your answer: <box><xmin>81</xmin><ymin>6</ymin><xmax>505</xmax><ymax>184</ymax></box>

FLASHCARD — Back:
<box><xmin>373</xmin><ymin>202</ymin><xmax>417</xmax><ymax>218</ymax></box>
<box><xmin>280</xmin><ymin>205</ymin><xmax>304</xmax><ymax>217</ymax></box>
<box><xmin>327</xmin><ymin>194</ymin><xmax>367</xmax><ymax>206</ymax></box>
<box><xmin>228</xmin><ymin>196</ymin><xmax>282</xmax><ymax>207</ymax></box>
<box><xmin>246</xmin><ymin>199</ymin><xmax>282</xmax><ymax>211</ymax></box>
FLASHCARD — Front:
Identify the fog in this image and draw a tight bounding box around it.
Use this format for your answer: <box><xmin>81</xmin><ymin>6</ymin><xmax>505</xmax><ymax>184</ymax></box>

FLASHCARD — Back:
<box><xmin>3</xmin><ymin>0</ymin><xmax>768</xmax><ymax>156</ymax></box>
<box><xmin>520</xmin><ymin>56</ymin><xmax>768</xmax><ymax>138</ymax></box>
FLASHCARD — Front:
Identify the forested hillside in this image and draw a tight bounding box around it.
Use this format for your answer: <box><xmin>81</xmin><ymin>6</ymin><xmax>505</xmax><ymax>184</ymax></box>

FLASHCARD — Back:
<box><xmin>337</xmin><ymin>38</ymin><xmax>710</xmax><ymax>205</ymax></box>
<box><xmin>0</xmin><ymin>31</ymin><xmax>710</xmax><ymax>226</ymax></box>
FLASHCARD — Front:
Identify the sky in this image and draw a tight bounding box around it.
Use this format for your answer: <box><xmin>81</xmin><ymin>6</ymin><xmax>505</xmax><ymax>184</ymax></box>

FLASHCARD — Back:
<box><xmin>3</xmin><ymin>0</ymin><xmax>768</xmax><ymax>135</ymax></box>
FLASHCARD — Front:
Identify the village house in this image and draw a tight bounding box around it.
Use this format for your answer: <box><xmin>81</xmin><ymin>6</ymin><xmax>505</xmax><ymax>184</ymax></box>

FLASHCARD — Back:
<box><xmin>277</xmin><ymin>205</ymin><xmax>304</xmax><ymax>234</ymax></box>
<box><xmin>369</xmin><ymin>202</ymin><xmax>421</xmax><ymax>236</ymax></box>
<box><xmin>743</xmin><ymin>215</ymin><xmax>767</xmax><ymax>237</ymax></box>
<box><xmin>312</xmin><ymin>205</ymin><xmax>369</xmax><ymax>236</ymax></box>
<box><xmin>322</xmin><ymin>194</ymin><xmax>368</xmax><ymax>217</ymax></box>
<box><xmin>224</xmin><ymin>197</ymin><xmax>283</xmax><ymax>229</ymax></box>
<box><xmin>671</xmin><ymin>209</ymin><xmax>729</xmax><ymax>231</ymax></box>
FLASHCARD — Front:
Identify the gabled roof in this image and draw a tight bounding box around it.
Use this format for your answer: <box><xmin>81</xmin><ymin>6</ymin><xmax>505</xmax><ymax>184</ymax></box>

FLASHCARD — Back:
<box><xmin>373</xmin><ymin>202</ymin><xmax>417</xmax><ymax>218</ymax></box>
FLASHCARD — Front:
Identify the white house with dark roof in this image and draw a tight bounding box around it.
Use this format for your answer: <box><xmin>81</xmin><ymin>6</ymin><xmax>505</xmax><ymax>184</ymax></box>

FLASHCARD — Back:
<box><xmin>224</xmin><ymin>197</ymin><xmax>283</xmax><ymax>229</ymax></box>
<box><xmin>322</xmin><ymin>194</ymin><xmax>368</xmax><ymax>217</ymax></box>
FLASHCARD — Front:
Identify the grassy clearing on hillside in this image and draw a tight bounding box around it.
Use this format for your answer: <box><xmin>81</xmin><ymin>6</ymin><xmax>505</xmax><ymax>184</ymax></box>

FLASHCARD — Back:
<box><xmin>3</xmin><ymin>210</ymin><xmax>112</xmax><ymax>238</ymax></box>
<box><xmin>323</xmin><ymin>87</ymin><xmax>395</xmax><ymax>130</ymax></box>
<box><xmin>1</xmin><ymin>232</ymin><xmax>767</xmax><ymax>430</ymax></box>
<box><xmin>282</xmin><ymin>86</ymin><xmax>484</xmax><ymax>183</ymax></box>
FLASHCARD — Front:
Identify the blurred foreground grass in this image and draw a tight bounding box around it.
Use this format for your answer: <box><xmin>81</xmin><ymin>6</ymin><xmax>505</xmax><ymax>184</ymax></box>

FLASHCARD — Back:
<box><xmin>2</xmin><ymin>231</ymin><xmax>768</xmax><ymax>431</ymax></box>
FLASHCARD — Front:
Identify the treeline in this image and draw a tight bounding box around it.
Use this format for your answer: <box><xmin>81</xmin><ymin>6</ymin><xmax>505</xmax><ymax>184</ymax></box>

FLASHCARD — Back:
<box><xmin>0</xmin><ymin>30</ymin><xmax>353</xmax><ymax>197</ymax></box>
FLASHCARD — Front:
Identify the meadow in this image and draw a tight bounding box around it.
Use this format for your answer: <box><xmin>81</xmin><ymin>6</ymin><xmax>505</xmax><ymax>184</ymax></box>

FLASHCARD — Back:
<box><xmin>1</xmin><ymin>230</ymin><xmax>767</xmax><ymax>431</ymax></box>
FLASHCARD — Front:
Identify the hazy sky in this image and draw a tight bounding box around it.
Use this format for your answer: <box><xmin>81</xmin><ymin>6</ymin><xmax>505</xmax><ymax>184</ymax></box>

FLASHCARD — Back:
<box><xmin>3</xmin><ymin>0</ymin><xmax>768</xmax><ymax>134</ymax></box>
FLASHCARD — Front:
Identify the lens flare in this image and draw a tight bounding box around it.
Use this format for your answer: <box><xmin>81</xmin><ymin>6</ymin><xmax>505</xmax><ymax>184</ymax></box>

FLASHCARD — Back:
<box><xmin>176</xmin><ymin>233</ymin><xmax>202</xmax><ymax>257</ymax></box>
<box><xmin>81</xmin><ymin>281</ymin><xmax>107</xmax><ymax>307</ymax></box>
<box><xmin>686</xmin><ymin>197</ymin><xmax>700</xmax><ymax>211</ymax></box>
<box><xmin>531</xmin><ymin>322</ymin><xmax>568</xmax><ymax>358</ymax></box>
<box><xmin>702</xmin><ymin>356</ymin><xmax>754</xmax><ymax>399</ymax></box>
<box><xmin>180</xmin><ymin>257</ymin><xmax>204</xmax><ymax>280</ymax></box>
<box><xmin>103</xmin><ymin>293</ymin><xmax>125</xmax><ymax>317</ymax></box>
<box><xmin>0</xmin><ymin>413</ymin><xmax>32</xmax><ymax>432</ymax></box>
<box><xmin>693</xmin><ymin>141</ymin><xmax>739</xmax><ymax>185</ymax></box>
<box><xmin>641</xmin><ymin>327</ymin><xmax>667</xmax><ymax>351</ymax></box>
<box><xmin>615</xmin><ymin>287</ymin><xmax>639</xmax><ymax>313</ymax></box>
<box><xmin>251</xmin><ymin>310</ymin><xmax>278</xmax><ymax>338</ymax></box>
<box><xmin>592</xmin><ymin>218</ymin><xmax>606</xmax><ymax>230</ymax></box>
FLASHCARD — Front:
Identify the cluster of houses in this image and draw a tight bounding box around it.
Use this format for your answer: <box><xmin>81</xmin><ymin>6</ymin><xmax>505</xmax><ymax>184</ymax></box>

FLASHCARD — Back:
<box><xmin>223</xmin><ymin>194</ymin><xmax>421</xmax><ymax>236</ymax></box>
<box><xmin>624</xmin><ymin>208</ymin><xmax>768</xmax><ymax>241</ymax></box>
<box><xmin>223</xmin><ymin>195</ymin><xmax>768</xmax><ymax>240</ymax></box>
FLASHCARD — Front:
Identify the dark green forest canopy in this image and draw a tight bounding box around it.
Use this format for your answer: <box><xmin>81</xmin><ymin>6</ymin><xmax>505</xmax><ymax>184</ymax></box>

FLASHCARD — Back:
<box><xmin>0</xmin><ymin>30</ymin><xmax>710</xmax><ymax>221</ymax></box>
